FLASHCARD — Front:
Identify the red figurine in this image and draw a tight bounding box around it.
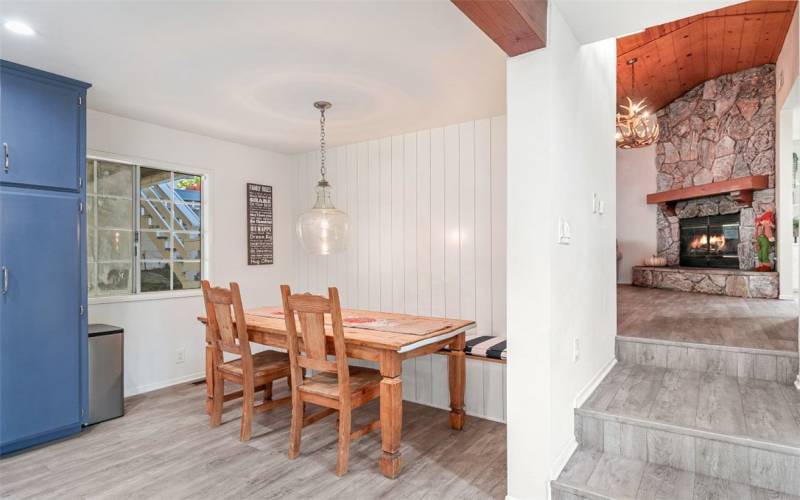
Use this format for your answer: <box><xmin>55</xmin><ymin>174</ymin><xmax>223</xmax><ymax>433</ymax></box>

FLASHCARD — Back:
<box><xmin>755</xmin><ymin>211</ymin><xmax>775</xmax><ymax>272</ymax></box>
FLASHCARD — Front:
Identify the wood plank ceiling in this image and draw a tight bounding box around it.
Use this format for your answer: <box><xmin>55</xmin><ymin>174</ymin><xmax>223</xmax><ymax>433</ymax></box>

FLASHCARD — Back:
<box><xmin>616</xmin><ymin>0</ymin><xmax>797</xmax><ymax>113</ymax></box>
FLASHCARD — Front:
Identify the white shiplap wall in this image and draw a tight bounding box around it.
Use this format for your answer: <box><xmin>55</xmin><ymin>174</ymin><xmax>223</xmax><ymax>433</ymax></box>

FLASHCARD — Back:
<box><xmin>293</xmin><ymin>116</ymin><xmax>506</xmax><ymax>422</ymax></box>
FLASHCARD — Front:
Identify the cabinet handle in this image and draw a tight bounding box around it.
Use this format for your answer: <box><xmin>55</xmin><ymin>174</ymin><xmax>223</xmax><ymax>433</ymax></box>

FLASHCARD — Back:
<box><xmin>2</xmin><ymin>143</ymin><xmax>8</xmax><ymax>174</ymax></box>
<box><xmin>1</xmin><ymin>266</ymin><xmax>7</xmax><ymax>294</ymax></box>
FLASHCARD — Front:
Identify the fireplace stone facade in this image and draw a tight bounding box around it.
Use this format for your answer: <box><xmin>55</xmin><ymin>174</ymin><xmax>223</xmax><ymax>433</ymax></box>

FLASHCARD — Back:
<box><xmin>654</xmin><ymin>64</ymin><xmax>776</xmax><ymax>271</ymax></box>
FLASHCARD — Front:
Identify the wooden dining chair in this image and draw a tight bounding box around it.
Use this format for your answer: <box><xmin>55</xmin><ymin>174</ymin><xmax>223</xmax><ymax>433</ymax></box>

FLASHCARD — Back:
<box><xmin>202</xmin><ymin>280</ymin><xmax>292</xmax><ymax>441</ymax></box>
<box><xmin>280</xmin><ymin>285</ymin><xmax>382</xmax><ymax>476</ymax></box>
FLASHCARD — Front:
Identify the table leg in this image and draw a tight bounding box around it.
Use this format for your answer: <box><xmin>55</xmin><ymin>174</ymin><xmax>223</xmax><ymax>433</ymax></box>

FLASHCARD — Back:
<box><xmin>379</xmin><ymin>351</ymin><xmax>403</xmax><ymax>478</ymax></box>
<box><xmin>205</xmin><ymin>326</ymin><xmax>214</xmax><ymax>414</ymax></box>
<box><xmin>448</xmin><ymin>333</ymin><xmax>466</xmax><ymax>430</ymax></box>
<box><xmin>380</xmin><ymin>377</ymin><xmax>402</xmax><ymax>478</ymax></box>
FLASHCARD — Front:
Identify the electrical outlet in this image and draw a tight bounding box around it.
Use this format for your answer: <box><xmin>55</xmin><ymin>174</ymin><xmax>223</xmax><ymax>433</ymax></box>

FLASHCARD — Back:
<box><xmin>573</xmin><ymin>338</ymin><xmax>580</xmax><ymax>363</ymax></box>
<box><xmin>176</xmin><ymin>347</ymin><xmax>185</xmax><ymax>364</ymax></box>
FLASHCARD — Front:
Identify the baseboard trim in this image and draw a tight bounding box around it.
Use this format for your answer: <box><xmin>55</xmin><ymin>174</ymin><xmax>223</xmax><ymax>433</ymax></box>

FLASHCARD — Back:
<box><xmin>125</xmin><ymin>371</ymin><xmax>206</xmax><ymax>397</ymax></box>
<box><xmin>551</xmin><ymin>437</ymin><xmax>578</xmax><ymax>480</ymax></box>
<box><xmin>574</xmin><ymin>357</ymin><xmax>617</xmax><ymax>409</ymax></box>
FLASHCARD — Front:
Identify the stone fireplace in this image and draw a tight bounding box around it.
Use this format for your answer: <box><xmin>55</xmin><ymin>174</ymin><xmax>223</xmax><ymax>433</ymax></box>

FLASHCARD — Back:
<box><xmin>631</xmin><ymin>64</ymin><xmax>779</xmax><ymax>299</ymax></box>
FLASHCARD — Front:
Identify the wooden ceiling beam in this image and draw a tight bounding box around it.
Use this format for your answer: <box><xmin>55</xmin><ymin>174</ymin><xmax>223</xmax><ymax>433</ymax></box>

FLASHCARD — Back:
<box><xmin>451</xmin><ymin>0</ymin><xmax>547</xmax><ymax>57</ymax></box>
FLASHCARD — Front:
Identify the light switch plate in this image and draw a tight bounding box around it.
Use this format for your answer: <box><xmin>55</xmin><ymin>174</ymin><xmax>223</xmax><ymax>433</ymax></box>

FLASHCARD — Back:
<box><xmin>558</xmin><ymin>218</ymin><xmax>571</xmax><ymax>245</ymax></box>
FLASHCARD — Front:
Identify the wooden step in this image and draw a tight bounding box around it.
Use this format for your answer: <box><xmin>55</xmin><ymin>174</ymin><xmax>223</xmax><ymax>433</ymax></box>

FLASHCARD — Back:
<box><xmin>552</xmin><ymin>447</ymin><xmax>800</xmax><ymax>500</ymax></box>
<box><xmin>574</xmin><ymin>364</ymin><xmax>800</xmax><ymax>496</ymax></box>
<box><xmin>616</xmin><ymin>336</ymin><xmax>799</xmax><ymax>385</ymax></box>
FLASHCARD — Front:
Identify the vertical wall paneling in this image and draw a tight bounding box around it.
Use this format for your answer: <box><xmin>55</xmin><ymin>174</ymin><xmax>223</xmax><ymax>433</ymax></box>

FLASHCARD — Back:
<box><xmin>336</xmin><ymin>146</ymin><xmax>349</xmax><ymax>298</ymax></box>
<box><xmin>324</xmin><ymin>148</ymin><xmax>336</xmax><ymax>288</ymax></box>
<box><xmin>475</xmin><ymin>119</ymin><xmax>492</xmax><ymax>336</ymax></box>
<box><xmin>325</xmin><ymin>149</ymin><xmax>342</xmax><ymax>287</ymax></box>
<box><xmin>490</xmin><ymin>116</ymin><xmax>507</xmax><ymax>337</ymax></box>
<box><xmin>444</xmin><ymin>125</ymin><xmax>461</xmax><ymax>319</ymax></box>
<box><xmin>346</xmin><ymin>144</ymin><xmax>359</xmax><ymax>306</ymax></box>
<box><xmin>357</xmin><ymin>142</ymin><xmax>370</xmax><ymax>309</ymax></box>
<box><xmin>295</xmin><ymin>155</ymin><xmax>308</xmax><ymax>291</ymax></box>
<box><xmin>458</xmin><ymin>122</ymin><xmax>476</xmax><ymax>323</ymax></box>
<box><xmin>293</xmin><ymin>117</ymin><xmax>506</xmax><ymax>422</ymax></box>
<box><xmin>368</xmin><ymin>140</ymin><xmax>381</xmax><ymax>311</ymax></box>
<box><xmin>391</xmin><ymin>135</ymin><xmax>405</xmax><ymax>313</ymax></box>
<box><xmin>306</xmin><ymin>153</ymin><xmax>318</xmax><ymax>292</ymax></box>
<box><xmin>379</xmin><ymin>138</ymin><xmax>393</xmax><ymax>312</ymax></box>
<box><xmin>313</xmin><ymin>151</ymin><xmax>327</xmax><ymax>292</ymax></box>
<box><xmin>430</xmin><ymin>128</ymin><xmax>446</xmax><ymax>319</ymax></box>
<box><xmin>402</xmin><ymin>133</ymin><xmax>418</xmax><ymax>400</ymax></box>
<box><xmin>415</xmin><ymin>131</ymin><xmax>433</xmax><ymax>405</ymax></box>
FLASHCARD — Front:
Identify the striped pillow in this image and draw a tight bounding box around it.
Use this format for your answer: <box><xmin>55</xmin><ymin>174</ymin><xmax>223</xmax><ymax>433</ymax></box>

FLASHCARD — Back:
<box><xmin>446</xmin><ymin>334</ymin><xmax>507</xmax><ymax>360</ymax></box>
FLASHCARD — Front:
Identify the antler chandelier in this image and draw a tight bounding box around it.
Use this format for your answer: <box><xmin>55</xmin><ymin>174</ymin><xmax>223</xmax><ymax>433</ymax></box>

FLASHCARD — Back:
<box><xmin>616</xmin><ymin>58</ymin><xmax>659</xmax><ymax>149</ymax></box>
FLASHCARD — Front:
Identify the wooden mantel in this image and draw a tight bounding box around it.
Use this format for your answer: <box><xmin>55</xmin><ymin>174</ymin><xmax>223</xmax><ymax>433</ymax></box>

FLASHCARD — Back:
<box><xmin>646</xmin><ymin>175</ymin><xmax>769</xmax><ymax>215</ymax></box>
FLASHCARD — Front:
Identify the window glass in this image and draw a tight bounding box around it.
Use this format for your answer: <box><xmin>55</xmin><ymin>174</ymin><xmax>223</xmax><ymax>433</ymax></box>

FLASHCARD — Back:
<box><xmin>87</xmin><ymin>159</ymin><xmax>135</xmax><ymax>297</ymax></box>
<box><xmin>174</xmin><ymin>261</ymin><xmax>201</xmax><ymax>290</ymax></box>
<box><xmin>87</xmin><ymin>159</ymin><xmax>204</xmax><ymax>297</ymax></box>
<box><xmin>140</xmin><ymin>261</ymin><xmax>172</xmax><ymax>292</ymax></box>
<box><xmin>140</xmin><ymin>167</ymin><xmax>171</xmax><ymax>201</ymax></box>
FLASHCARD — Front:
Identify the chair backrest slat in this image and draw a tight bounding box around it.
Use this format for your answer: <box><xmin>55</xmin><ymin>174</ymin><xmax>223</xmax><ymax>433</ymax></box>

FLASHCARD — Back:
<box><xmin>298</xmin><ymin>311</ymin><xmax>327</xmax><ymax>361</ymax></box>
<box><xmin>281</xmin><ymin>285</ymin><xmax>350</xmax><ymax>398</ymax></box>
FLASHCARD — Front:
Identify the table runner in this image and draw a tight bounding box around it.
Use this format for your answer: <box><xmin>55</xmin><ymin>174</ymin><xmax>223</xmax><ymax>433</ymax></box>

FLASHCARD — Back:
<box><xmin>248</xmin><ymin>307</ymin><xmax>454</xmax><ymax>336</ymax></box>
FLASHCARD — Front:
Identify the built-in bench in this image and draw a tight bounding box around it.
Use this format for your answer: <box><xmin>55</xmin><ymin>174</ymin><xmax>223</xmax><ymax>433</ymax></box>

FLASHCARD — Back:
<box><xmin>439</xmin><ymin>333</ymin><xmax>507</xmax><ymax>364</ymax></box>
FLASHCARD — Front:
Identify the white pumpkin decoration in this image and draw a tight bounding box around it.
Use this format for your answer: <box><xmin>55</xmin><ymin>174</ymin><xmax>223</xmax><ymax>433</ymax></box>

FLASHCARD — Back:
<box><xmin>644</xmin><ymin>254</ymin><xmax>667</xmax><ymax>267</ymax></box>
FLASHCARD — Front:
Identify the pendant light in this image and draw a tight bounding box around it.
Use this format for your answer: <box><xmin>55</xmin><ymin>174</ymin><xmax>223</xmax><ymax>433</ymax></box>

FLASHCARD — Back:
<box><xmin>297</xmin><ymin>101</ymin><xmax>349</xmax><ymax>255</ymax></box>
<box><xmin>616</xmin><ymin>57</ymin><xmax>659</xmax><ymax>149</ymax></box>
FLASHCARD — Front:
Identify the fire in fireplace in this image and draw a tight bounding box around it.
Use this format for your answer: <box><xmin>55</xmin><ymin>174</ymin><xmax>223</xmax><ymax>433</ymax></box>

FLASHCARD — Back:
<box><xmin>679</xmin><ymin>214</ymin><xmax>740</xmax><ymax>269</ymax></box>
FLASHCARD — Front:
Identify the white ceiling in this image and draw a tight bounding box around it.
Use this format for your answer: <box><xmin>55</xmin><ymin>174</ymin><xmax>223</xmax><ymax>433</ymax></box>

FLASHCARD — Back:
<box><xmin>554</xmin><ymin>0</ymin><xmax>741</xmax><ymax>44</ymax></box>
<box><xmin>0</xmin><ymin>1</ymin><xmax>507</xmax><ymax>154</ymax></box>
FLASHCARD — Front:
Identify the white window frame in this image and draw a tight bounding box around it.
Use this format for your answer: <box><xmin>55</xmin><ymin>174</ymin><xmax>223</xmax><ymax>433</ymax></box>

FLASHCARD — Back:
<box><xmin>87</xmin><ymin>151</ymin><xmax>211</xmax><ymax>305</ymax></box>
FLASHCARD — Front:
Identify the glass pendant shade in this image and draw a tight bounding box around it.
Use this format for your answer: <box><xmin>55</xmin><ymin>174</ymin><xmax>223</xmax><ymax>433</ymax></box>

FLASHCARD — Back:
<box><xmin>297</xmin><ymin>180</ymin><xmax>349</xmax><ymax>255</ymax></box>
<box><xmin>296</xmin><ymin>100</ymin><xmax>349</xmax><ymax>255</ymax></box>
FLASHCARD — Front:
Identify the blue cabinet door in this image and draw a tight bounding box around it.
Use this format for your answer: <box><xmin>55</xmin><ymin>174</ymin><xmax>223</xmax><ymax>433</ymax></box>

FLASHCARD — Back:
<box><xmin>0</xmin><ymin>186</ymin><xmax>82</xmax><ymax>453</ymax></box>
<box><xmin>0</xmin><ymin>65</ymin><xmax>82</xmax><ymax>191</ymax></box>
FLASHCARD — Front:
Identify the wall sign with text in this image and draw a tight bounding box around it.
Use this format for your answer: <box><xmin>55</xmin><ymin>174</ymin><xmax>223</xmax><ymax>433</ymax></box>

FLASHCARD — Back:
<box><xmin>247</xmin><ymin>183</ymin><xmax>273</xmax><ymax>265</ymax></box>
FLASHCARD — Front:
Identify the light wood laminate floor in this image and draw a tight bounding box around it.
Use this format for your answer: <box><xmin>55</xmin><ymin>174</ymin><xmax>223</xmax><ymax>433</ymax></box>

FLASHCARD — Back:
<box><xmin>582</xmin><ymin>364</ymin><xmax>800</xmax><ymax>447</ymax></box>
<box><xmin>0</xmin><ymin>381</ymin><xmax>506</xmax><ymax>499</ymax></box>
<box><xmin>554</xmin><ymin>447</ymin><xmax>800</xmax><ymax>500</ymax></box>
<box><xmin>618</xmin><ymin>285</ymin><xmax>799</xmax><ymax>352</ymax></box>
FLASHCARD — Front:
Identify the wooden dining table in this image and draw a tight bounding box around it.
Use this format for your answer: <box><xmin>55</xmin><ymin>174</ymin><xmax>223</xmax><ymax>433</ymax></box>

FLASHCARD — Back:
<box><xmin>197</xmin><ymin>308</ymin><xmax>476</xmax><ymax>479</ymax></box>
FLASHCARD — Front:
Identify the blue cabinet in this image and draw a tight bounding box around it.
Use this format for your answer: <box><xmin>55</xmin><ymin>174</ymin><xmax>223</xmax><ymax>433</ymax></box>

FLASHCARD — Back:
<box><xmin>0</xmin><ymin>61</ymin><xmax>86</xmax><ymax>191</ymax></box>
<box><xmin>0</xmin><ymin>60</ymin><xmax>90</xmax><ymax>454</ymax></box>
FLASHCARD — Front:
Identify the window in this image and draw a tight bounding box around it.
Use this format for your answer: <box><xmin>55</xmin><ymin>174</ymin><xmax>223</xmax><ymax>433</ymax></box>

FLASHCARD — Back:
<box><xmin>86</xmin><ymin>158</ymin><xmax>204</xmax><ymax>297</ymax></box>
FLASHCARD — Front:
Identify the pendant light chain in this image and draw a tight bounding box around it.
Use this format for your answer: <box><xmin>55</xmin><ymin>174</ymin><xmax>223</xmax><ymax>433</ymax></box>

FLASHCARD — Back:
<box><xmin>319</xmin><ymin>106</ymin><xmax>327</xmax><ymax>182</ymax></box>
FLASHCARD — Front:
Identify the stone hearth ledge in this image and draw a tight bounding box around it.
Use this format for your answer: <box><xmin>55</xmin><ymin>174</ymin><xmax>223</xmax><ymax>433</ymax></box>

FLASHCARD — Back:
<box><xmin>632</xmin><ymin>266</ymin><xmax>778</xmax><ymax>299</ymax></box>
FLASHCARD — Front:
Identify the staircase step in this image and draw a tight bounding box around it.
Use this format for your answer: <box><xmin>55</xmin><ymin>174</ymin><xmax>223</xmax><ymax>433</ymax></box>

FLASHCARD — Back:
<box><xmin>616</xmin><ymin>336</ymin><xmax>799</xmax><ymax>385</ymax></box>
<box><xmin>575</xmin><ymin>364</ymin><xmax>800</xmax><ymax>496</ymax></box>
<box><xmin>551</xmin><ymin>447</ymin><xmax>800</xmax><ymax>500</ymax></box>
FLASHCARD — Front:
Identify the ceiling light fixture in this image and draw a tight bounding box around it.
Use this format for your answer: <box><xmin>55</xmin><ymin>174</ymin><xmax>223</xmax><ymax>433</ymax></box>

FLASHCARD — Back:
<box><xmin>616</xmin><ymin>57</ymin><xmax>659</xmax><ymax>149</ymax></box>
<box><xmin>297</xmin><ymin>101</ymin><xmax>349</xmax><ymax>255</ymax></box>
<box><xmin>4</xmin><ymin>20</ymin><xmax>35</xmax><ymax>36</ymax></box>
